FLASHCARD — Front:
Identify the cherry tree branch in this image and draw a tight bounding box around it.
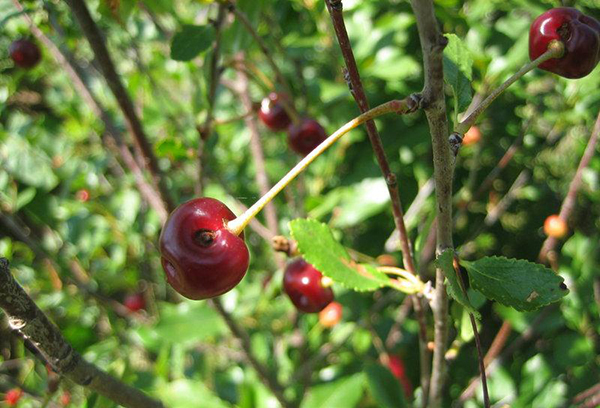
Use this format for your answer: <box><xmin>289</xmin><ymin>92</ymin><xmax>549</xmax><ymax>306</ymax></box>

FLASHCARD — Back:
<box><xmin>210</xmin><ymin>299</ymin><xmax>295</xmax><ymax>408</ymax></box>
<box><xmin>539</xmin><ymin>110</ymin><xmax>600</xmax><ymax>263</ymax></box>
<box><xmin>409</xmin><ymin>1</ymin><xmax>452</xmax><ymax>407</ymax></box>
<box><xmin>196</xmin><ymin>3</ymin><xmax>227</xmax><ymax>195</ymax></box>
<box><xmin>323</xmin><ymin>5</ymin><xmax>430</xmax><ymax>397</ymax></box>
<box><xmin>0</xmin><ymin>259</ymin><xmax>164</xmax><ymax>408</ymax></box>
<box><xmin>64</xmin><ymin>0</ymin><xmax>174</xmax><ymax>212</ymax></box>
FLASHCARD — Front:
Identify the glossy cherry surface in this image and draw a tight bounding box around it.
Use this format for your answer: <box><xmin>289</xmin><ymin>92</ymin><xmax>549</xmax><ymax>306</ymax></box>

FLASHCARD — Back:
<box><xmin>283</xmin><ymin>258</ymin><xmax>333</xmax><ymax>313</ymax></box>
<box><xmin>159</xmin><ymin>198</ymin><xmax>250</xmax><ymax>300</ymax></box>
<box><xmin>258</xmin><ymin>92</ymin><xmax>292</xmax><ymax>131</ymax></box>
<box><xmin>9</xmin><ymin>39</ymin><xmax>41</xmax><ymax>69</ymax></box>
<box><xmin>529</xmin><ymin>8</ymin><xmax>600</xmax><ymax>78</ymax></box>
<box><xmin>287</xmin><ymin>118</ymin><xmax>327</xmax><ymax>156</ymax></box>
<box><xmin>544</xmin><ymin>214</ymin><xmax>568</xmax><ymax>238</ymax></box>
<box><xmin>124</xmin><ymin>293</ymin><xmax>145</xmax><ymax>313</ymax></box>
<box><xmin>318</xmin><ymin>301</ymin><xmax>342</xmax><ymax>327</ymax></box>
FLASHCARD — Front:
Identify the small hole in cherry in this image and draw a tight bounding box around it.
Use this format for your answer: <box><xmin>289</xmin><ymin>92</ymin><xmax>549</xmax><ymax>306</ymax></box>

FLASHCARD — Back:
<box><xmin>193</xmin><ymin>229</ymin><xmax>216</xmax><ymax>247</ymax></box>
<box><xmin>557</xmin><ymin>23</ymin><xmax>571</xmax><ymax>43</ymax></box>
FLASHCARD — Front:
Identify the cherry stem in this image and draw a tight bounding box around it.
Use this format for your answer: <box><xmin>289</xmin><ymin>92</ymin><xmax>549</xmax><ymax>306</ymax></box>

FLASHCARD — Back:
<box><xmin>456</xmin><ymin>40</ymin><xmax>564</xmax><ymax>135</ymax></box>
<box><xmin>227</xmin><ymin>96</ymin><xmax>420</xmax><ymax>235</ymax></box>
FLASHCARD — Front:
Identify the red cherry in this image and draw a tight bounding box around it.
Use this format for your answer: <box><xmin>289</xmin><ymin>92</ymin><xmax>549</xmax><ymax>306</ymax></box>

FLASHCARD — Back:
<box><xmin>258</xmin><ymin>92</ymin><xmax>292</xmax><ymax>131</ymax></box>
<box><xmin>9</xmin><ymin>39</ymin><xmax>41</xmax><ymax>69</ymax></box>
<box><xmin>283</xmin><ymin>258</ymin><xmax>333</xmax><ymax>313</ymax></box>
<box><xmin>159</xmin><ymin>198</ymin><xmax>250</xmax><ymax>300</ymax></box>
<box><xmin>76</xmin><ymin>189</ymin><xmax>90</xmax><ymax>202</ymax></box>
<box><xmin>529</xmin><ymin>8</ymin><xmax>600</xmax><ymax>79</ymax></box>
<box><xmin>543</xmin><ymin>214</ymin><xmax>568</xmax><ymax>238</ymax></box>
<box><xmin>318</xmin><ymin>301</ymin><xmax>342</xmax><ymax>327</ymax></box>
<box><xmin>5</xmin><ymin>388</ymin><xmax>23</xmax><ymax>406</ymax></box>
<box><xmin>123</xmin><ymin>293</ymin><xmax>145</xmax><ymax>313</ymax></box>
<box><xmin>287</xmin><ymin>118</ymin><xmax>327</xmax><ymax>156</ymax></box>
<box><xmin>387</xmin><ymin>356</ymin><xmax>413</xmax><ymax>398</ymax></box>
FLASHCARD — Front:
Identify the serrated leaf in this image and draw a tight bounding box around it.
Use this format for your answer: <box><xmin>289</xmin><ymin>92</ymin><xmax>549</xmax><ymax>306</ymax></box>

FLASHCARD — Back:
<box><xmin>301</xmin><ymin>374</ymin><xmax>366</xmax><ymax>408</ymax></box>
<box><xmin>365</xmin><ymin>363</ymin><xmax>408</xmax><ymax>408</ymax></box>
<box><xmin>170</xmin><ymin>25</ymin><xmax>215</xmax><ymax>61</ymax></box>
<box><xmin>443</xmin><ymin>33</ymin><xmax>473</xmax><ymax>113</ymax></box>
<box><xmin>436</xmin><ymin>249</ymin><xmax>480</xmax><ymax>319</ymax></box>
<box><xmin>463</xmin><ymin>257</ymin><xmax>569</xmax><ymax>312</ymax></box>
<box><xmin>290</xmin><ymin>219</ymin><xmax>393</xmax><ymax>292</ymax></box>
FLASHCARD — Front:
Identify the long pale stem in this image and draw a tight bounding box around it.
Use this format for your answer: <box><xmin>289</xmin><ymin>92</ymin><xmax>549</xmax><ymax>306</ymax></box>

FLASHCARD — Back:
<box><xmin>456</xmin><ymin>41</ymin><xmax>564</xmax><ymax>135</ymax></box>
<box><xmin>227</xmin><ymin>97</ymin><xmax>419</xmax><ymax>235</ymax></box>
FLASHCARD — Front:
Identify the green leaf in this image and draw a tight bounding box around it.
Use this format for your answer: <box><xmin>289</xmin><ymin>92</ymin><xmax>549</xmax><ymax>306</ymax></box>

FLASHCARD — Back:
<box><xmin>443</xmin><ymin>33</ymin><xmax>473</xmax><ymax>114</ymax></box>
<box><xmin>365</xmin><ymin>363</ymin><xmax>408</xmax><ymax>408</ymax></box>
<box><xmin>170</xmin><ymin>25</ymin><xmax>215</xmax><ymax>61</ymax></box>
<box><xmin>289</xmin><ymin>219</ymin><xmax>393</xmax><ymax>292</ymax></box>
<box><xmin>301</xmin><ymin>374</ymin><xmax>366</xmax><ymax>408</ymax></box>
<box><xmin>15</xmin><ymin>187</ymin><xmax>36</xmax><ymax>211</ymax></box>
<box><xmin>133</xmin><ymin>302</ymin><xmax>225</xmax><ymax>351</ymax></box>
<box><xmin>436</xmin><ymin>249</ymin><xmax>480</xmax><ymax>319</ymax></box>
<box><xmin>462</xmin><ymin>256</ymin><xmax>569</xmax><ymax>312</ymax></box>
<box><xmin>0</xmin><ymin>134</ymin><xmax>59</xmax><ymax>190</ymax></box>
<box><xmin>156</xmin><ymin>379</ymin><xmax>233</xmax><ymax>408</ymax></box>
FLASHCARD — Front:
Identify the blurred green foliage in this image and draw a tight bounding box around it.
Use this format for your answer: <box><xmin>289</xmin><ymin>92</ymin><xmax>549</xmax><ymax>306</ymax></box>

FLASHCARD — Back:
<box><xmin>0</xmin><ymin>0</ymin><xmax>599</xmax><ymax>407</ymax></box>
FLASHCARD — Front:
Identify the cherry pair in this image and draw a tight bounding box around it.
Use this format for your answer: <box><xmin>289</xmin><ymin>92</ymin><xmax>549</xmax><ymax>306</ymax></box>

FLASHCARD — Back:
<box><xmin>259</xmin><ymin>93</ymin><xmax>327</xmax><ymax>156</ymax></box>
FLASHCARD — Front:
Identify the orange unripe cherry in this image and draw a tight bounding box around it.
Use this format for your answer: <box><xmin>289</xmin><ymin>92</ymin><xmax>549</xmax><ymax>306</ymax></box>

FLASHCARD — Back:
<box><xmin>318</xmin><ymin>301</ymin><xmax>342</xmax><ymax>328</ymax></box>
<box><xmin>544</xmin><ymin>214</ymin><xmax>568</xmax><ymax>238</ymax></box>
<box><xmin>462</xmin><ymin>126</ymin><xmax>481</xmax><ymax>146</ymax></box>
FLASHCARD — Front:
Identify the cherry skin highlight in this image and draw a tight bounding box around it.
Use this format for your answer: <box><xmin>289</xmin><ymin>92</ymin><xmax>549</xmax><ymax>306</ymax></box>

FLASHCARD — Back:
<box><xmin>9</xmin><ymin>39</ymin><xmax>41</xmax><ymax>69</ymax></box>
<box><xmin>529</xmin><ymin>8</ymin><xmax>600</xmax><ymax>79</ymax></box>
<box><xmin>283</xmin><ymin>258</ymin><xmax>333</xmax><ymax>313</ymax></box>
<box><xmin>319</xmin><ymin>301</ymin><xmax>342</xmax><ymax>327</ymax></box>
<box><xmin>287</xmin><ymin>118</ymin><xmax>327</xmax><ymax>156</ymax></box>
<box><xmin>159</xmin><ymin>198</ymin><xmax>250</xmax><ymax>300</ymax></box>
<box><xmin>544</xmin><ymin>214</ymin><xmax>568</xmax><ymax>238</ymax></box>
<box><xmin>258</xmin><ymin>92</ymin><xmax>292</xmax><ymax>131</ymax></box>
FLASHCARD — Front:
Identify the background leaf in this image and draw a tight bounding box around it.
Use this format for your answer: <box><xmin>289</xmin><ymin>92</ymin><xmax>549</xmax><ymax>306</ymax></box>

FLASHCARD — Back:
<box><xmin>170</xmin><ymin>25</ymin><xmax>215</xmax><ymax>61</ymax></box>
<box><xmin>463</xmin><ymin>256</ymin><xmax>569</xmax><ymax>312</ymax></box>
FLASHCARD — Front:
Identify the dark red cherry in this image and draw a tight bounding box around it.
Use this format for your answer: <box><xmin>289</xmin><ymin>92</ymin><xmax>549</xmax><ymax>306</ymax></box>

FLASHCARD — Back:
<box><xmin>287</xmin><ymin>118</ymin><xmax>327</xmax><ymax>156</ymax></box>
<box><xmin>159</xmin><ymin>198</ymin><xmax>250</xmax><ymax>300</ymax></box>
<box><xmin>123</xmin><ymin>293</ymin><xmax>145</xmax><ymax>313</ymax></box>
<box><xmin>9</xmin><ymin>39</ymin><xmax>41</xmax><ymax>69</ymax></box>
<box><xmin>283</xmin><ymin>258</ymin><xmax>333</xmax><ymax>313</ymax></box>
<box><xmin>258</xmin><ymin>92</ymin><xmax>292</xmax><ymax>131</ymax></box>
<box><xmin>529</xmin><ymin>8</ymin><xmax>600</xmax><ymax>79</ymax></box>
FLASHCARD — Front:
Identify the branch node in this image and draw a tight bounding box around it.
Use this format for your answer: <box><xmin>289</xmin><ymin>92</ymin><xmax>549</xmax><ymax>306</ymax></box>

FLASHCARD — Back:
<box><xmin>328</xmin><ymin>0</ymin><xmax>343</xmax><ymax>11</ymax></box>
<box><xmin>448</xmin><ymin>132</ymin><xmax>463</xmax><ymax>157</ymax></box>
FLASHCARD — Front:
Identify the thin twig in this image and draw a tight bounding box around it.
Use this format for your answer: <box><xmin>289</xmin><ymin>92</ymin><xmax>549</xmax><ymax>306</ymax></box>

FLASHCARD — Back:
<box><xmin>0</xmin><ymin>259</ymin><xmax>164</xmax><ymax>408</ymax></box>
<box><xmin>539</xmin><ymin>111</ymin><xmax>600</xmax><ymax>263</ymax></box>
<box><xmin>197</xmin><ymin>3</ymin><xmax>227</xmax><ymax>195</ymax></box>
<box><xmin>64</xmin><ymin>0</ymin><xmax>174</xmax><ymax>212</ymax></box>
<box><xmin>409</xmin><ymin>2</ymin><xmax>452</xmax><ymax>406</ymax></box>
<box><xmin>210</xmin><ymin>298</ymin><xmax>295</xmax><ymax>408</ymax></box>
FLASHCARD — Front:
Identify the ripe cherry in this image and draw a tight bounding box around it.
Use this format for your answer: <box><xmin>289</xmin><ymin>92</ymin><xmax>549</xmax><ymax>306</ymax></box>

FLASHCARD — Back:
<box><xmin>283</xmin><ymin>258</ymin><xmax>333</xmax><ymax>313</ymax></box>
<box><xmin>387</xmin><ymin>356</ymin><xmax>413</xmax><ymax>398</ymax></box>
<box><xmin>462</xmin><ymin>126</ymin><xmax>481</xmax><ymax>146</ymax></box>
<box><xmin>287</xmin><ymin>118</ymin><xmax>327</xmax><ymax>156</ymax></box>
<box><xmin>159</xmin><ymin>198</ymin><xmax>250</xmax><ymax>300</ymax></box>
<box><xmin>60</xmin><ymin>391</ymin><xmax>71</xmax><ymax>406</ymax></box>
<box><xmin>9</xmin><ymin>39</ymin><xmax>41</xmax><ymax>69</ymax></box>
<box><xmin>123</xmin><ymin>293</ymin><xmax>145</xmax><ymax>313</ymax></box>
<box><xmin>544</xmin><ymin>214</ymin><xmax>568</xmax><ymax>238</ymax></box>
<box><xmin>318</xmin><ymin>301</ymin><xmax>342</xmax><ymax>327</ymax></box>
<box><xmin>5</xmin><ymin>388</ymin><xmax>23</xmax><ymax>406</ymax></box>
<box><xmin>258</xmin><ymin>93</ymin><xmax>292</xmax><ymax>131</ymax></box>
<box><xmin>529</xmin><ymin>8</ymin><xmax>600</xmax><ymax>79</ymax></box>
